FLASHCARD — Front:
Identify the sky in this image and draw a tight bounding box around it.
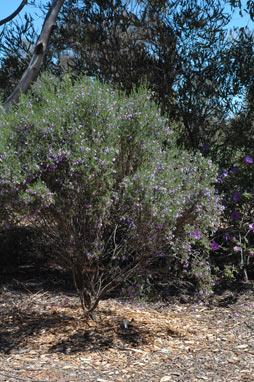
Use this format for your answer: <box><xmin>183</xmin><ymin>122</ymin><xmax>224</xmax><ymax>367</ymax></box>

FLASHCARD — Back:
<box><xmin>1</xmin><ymin>1</ymin><xmax>46</xmax><ymax>33</ymax></box>
<box><xmin>225</xmin><ymin>1</ymin><xmax>254</xmax><ymax>30</ymax></box>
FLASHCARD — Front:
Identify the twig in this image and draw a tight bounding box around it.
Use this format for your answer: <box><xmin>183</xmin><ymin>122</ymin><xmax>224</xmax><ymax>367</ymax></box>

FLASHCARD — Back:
<box><xmin>244</xmin><ymin>321</ymin><xmax>254</xmax><ymax>331</ymax></box>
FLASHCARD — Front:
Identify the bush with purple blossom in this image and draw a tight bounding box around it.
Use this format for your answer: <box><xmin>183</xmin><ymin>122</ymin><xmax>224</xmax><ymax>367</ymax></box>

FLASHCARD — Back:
<box><xmin>0</xmin><ymin>74</ymin><xmax>223</xmax><ymax>315</ymax></box>
<box><xmin>211</xmin><ymin>151</ymin><xmax>254</xmax><ymax>283</ymax></box>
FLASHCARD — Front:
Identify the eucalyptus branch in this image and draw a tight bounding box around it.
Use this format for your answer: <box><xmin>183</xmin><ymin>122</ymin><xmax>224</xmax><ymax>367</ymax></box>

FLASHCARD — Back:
<box><xmin>0</xmin><ymin>0</ymin><xmax>27</xmax><ymax>26</ymax></box>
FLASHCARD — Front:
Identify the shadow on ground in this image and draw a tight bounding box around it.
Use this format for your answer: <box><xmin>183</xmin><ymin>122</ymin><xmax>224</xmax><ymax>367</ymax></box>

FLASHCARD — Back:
<box><xmin>1</xmin><ymin>225</ymin><xmax>254</xmax><ymax>357</ymax></box>
<box><xmin>0</xmin><ymin>294</ymin><xmax>149</xmax><ymax>355</ymax></box>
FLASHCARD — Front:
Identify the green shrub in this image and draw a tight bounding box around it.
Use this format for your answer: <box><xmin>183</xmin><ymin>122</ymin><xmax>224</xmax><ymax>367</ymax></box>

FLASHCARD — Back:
<box><xmin>0</xmin><ymin>73</ymin><xmax>223</xmax><ymax>315</ymax></box>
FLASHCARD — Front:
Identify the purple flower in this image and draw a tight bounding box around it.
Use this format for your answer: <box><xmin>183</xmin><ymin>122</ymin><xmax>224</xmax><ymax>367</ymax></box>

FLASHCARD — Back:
<box><xmin>221</xmin><ymin>169</ymin><xmax>228</xmax><ymax>177</ymax></box>
<box><xmin>233</xmin><ymin>192</ymin><xmax>240</xmax><ymax>202</ymax></box>
<box><xmin>223</xmin><ymin>233</ymin><xmax>230</xmax><ymax>241</ymax></box>
<box><xmin>217</xmin><ymin>169</ymin><xmax>228</xmax><ymax>183</ymax></box>
<box><xmin>249</xmin><ymin>251</ymin><xmax>254</xmax><ymax>258</ymax></box>
<box><xmin>231</xmin><ymin>211</ymin><xmax>239</xmax><ymax>220</ymax></box>
<box><xmin>249</xmin><ymin>223</ymin><xmax>254</xmax><ymax>231</ymax></box>
<box><xmin>202</xmin><ymin>143</ymin><xmax>209</xmax><ymax>151</ymax></box>
<box><xmin>231</xmin><ymin>167</ymin><xmax>239</xmax><ymax>173</ymax></box>
<box><xmin>244</xmin><ymin>155</ymin><xmax>253</xmax><ymax>164</ymax></box>
<box><xmin>233</xmin><ymin>246</ymin><xmax>241</xmax><ymax>252</ymax></box>
<box><xmin>125</xmin><ymin>218</ymin><xmax>131</xmax><ymax>226</ymax></box>
<box><xmin>211</xmin><ymin>242</ymin><xmax>220</xmax><ymax>250</ymax></box>
<box><xmin>190</xmin><ymin>229</ymin><xmax>201</xmax><ymax>239</ymax></box>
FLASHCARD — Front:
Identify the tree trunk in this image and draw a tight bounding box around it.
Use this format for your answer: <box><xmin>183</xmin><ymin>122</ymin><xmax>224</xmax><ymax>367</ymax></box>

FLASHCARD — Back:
<box><xmin>2</xmin><ymin>0</ymin><xmax>65</xmax><ymax>111</ymax></box>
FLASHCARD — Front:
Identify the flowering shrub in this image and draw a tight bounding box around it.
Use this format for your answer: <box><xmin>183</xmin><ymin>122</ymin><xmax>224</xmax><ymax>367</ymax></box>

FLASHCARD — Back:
<box><xmin>211</xmin><ymin>153</ymin><xmax>254</xmax><ymax>282</ymax></box>
<box><xmin>0</xmin><ymin>73</ymin><xmax>223</xmax><ymax>314</ymax></box>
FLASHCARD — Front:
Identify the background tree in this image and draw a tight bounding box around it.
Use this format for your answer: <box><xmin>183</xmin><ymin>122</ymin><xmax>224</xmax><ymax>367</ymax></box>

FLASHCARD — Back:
<box><xmin>223</xmin><ymin>27</ymin><xmax>254</xmax><ymax>154</ymax></box>
<box><xmin>4</xmin><ymin>0</ymin><xmax>252</xmax><ymax>147</ymax></box>
<box><xmin>0</xmin><ymin>13</ymin><xmax>36</xmax><ymax>101</ymax></box>
<box><xmin>47</xmin><ymin>0</ymin><xmax>177</xmax><ymax>108</ymax></box>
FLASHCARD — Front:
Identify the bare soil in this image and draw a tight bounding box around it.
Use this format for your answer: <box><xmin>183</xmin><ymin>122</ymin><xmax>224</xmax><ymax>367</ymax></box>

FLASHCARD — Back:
<box><xmin>0</xmin><ymin>261</ymin><xmax>254</xmax><ymax>382</ymax></box>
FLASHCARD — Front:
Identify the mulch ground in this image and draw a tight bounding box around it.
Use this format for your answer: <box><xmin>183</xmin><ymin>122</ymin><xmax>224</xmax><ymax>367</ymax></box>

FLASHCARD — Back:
<box><xmin>0</xmin><ymin>267</ymin><xmax>254</xmax><ymax>382</ymax></box>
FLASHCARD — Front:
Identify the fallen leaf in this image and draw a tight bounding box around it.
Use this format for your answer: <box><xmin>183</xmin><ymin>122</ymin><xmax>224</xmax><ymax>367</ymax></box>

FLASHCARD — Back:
<box><xmin>160</xmin><ymin>376</ymin><xmax>173</xmax><ymax>382</ymax></box>
<box><xmin>236</xmin><ymin>344</ymin><xmax>248</xmax><ymax>349</ymax></box>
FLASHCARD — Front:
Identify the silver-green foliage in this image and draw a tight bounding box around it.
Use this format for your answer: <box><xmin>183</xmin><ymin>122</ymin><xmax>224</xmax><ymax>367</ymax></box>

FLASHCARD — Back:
<box><xmin>0</xmin><ymin>73</ymin><xmax>223</xmax><ymax>313</ymax></box>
